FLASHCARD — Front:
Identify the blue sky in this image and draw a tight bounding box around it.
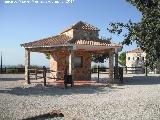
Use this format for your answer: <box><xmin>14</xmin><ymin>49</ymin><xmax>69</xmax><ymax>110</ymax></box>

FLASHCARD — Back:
<box><xmin>0</xmin><ymin>0</ymin><xmax>142</xmax><ymax>66</ymax></box>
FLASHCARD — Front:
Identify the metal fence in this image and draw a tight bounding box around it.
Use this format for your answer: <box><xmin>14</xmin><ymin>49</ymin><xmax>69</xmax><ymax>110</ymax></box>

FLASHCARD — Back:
<box><xmin>0</xmin><ymin>67</ymin><xmax>25</xmax><ymax>74</ymax></box>
<box><xmin>122</xmin><ymin>66</ymin><xmax>145</xmax><ymax>74</ymax></box>
<box><xmin>91</xmin><ymin>66</ymin><xmax>123</xmax><ymax>83</ymax></box>
<box><xmin>91</xmin><ymin>66</ymin><xmax>145</xmax><ymax>74</ymax></box>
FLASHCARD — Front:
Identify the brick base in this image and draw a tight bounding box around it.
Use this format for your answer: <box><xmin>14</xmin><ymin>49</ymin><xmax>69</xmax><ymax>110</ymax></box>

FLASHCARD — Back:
<box><xmin>50</xmin><ymin>51</ymin><xmax>91</xmax><ymax>80</ymax></box>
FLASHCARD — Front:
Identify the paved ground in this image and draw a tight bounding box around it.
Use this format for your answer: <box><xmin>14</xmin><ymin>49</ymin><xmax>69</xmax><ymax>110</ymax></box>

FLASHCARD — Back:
<box><xmin>0</xmin><ymin>74</ymin><xmax>160</xmax><ymax>120</ymax></box>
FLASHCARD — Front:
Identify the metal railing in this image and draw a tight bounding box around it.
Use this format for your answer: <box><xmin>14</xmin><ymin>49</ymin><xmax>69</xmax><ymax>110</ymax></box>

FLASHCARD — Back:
<box><xmin>122</xmin><ymin>66</ymin><xmax>145</xmax><ymax>74</ymax></box>
<box><xmin>27</xmin><ymin>66</ymin><xmax>64</xmax><ymax>86</ymax></box>
<box><xmin>91</xmin><ymin>66</ymin><xmax>123</xmax><ymax>83</ymax></box>
<box><xmin>0</xmin><ymin>67</ymin><xmax>25</xmax><ymax>74</ymax></box>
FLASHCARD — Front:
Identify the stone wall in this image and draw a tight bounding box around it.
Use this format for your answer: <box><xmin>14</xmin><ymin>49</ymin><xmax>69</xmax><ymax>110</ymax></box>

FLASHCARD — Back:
<box><xmin>50</xmin><ymin>50</ymin><xmax>92</xmax><ymax>80</ymax></box>
<box><xmin>61</xmin><ymin>28</ymin><xmax>99</xmax><ymax>40</ymax></box>
<box><xmin>50</xmin><ymin>52</ymin><xmax>59</xmax><ymax>78</ymax></box>
<box><xmin>73</xmin><ymin>29</ymin><xmax>99</xmax><ymax>39</ymax></box>
<box><xmin>61</xmin><ymin>29</ymin><xmax>74</xmax><ymax>38</ymax></box>
<box><xmin>73</xmin><ymin>51</ymin><xmax>92</xmax><ymax>80</ymax></box>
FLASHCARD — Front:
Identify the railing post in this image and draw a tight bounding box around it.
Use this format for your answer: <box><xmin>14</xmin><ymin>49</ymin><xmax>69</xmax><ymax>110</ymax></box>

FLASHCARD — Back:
<box><xmin>35</xmin><ymin>69</ymin><xmax>37</xmax><ymax>80</ymax></box>
<box><xmin>97</xmin><ymin>66</ymin><xmax>99</xmax><ymax>83</ymax></box>
<box><xmin>145</xmin><ymin>65</ymin><xmax>148</xmax><ymax>76</ymax></box>
<box><xmin>43</xmin><ymin>66</ymin><xmax>47</xmax><ymax>86</ymax></box>
<box><xmin>27</xmin><ymin>67</ymin><xmax>30</xmax><ymax>84</ymax></box>
<box><xmin>126</xmin><ymin>66</ymin><xmax>127</xmax><ymax>74</ymax></box>
<box><xmin>114</xmin><ymin>66</ymin><xmax>115</xmax><ymax>79</ymax></box>
<box><xmin>5</xmin><ymin>67</ymin><xmax>7</xmax><ymax>74</ymax></box>
<box><xmin>134</xmin><ymin>66</ymin><xmax>136</xmax><ymax>74</ymax></box>
<box><xmin>14</xmin><ymin>67</ymin><xmax>16</xmax><ymax>74</ymax></box>
<box><xmin>119</xmin><ymin>67</ymin><xmax>123</xmax><ymax>84</ymax></box>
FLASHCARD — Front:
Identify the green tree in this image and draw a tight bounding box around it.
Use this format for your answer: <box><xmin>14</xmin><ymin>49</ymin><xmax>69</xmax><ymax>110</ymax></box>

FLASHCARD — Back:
<box><xmin>154</xmin><ymin>59</ymin><xmax>160</xmax><ymax>73</ymax></box>
<box><xmin>119</xmin><ymin>52</ymin><xmax>126</xmax><ymax>66</ymax></box>
<box><xmin>44</xmin><ymin>53</ymin><xmax>50</xmax><ymax>59</ymax></box>
<box><xmin>92</xmin><ymin>38</ymin><xmax>111</xmax><ymax>63</ymax></box>
<box><xmin>107</xmin><ymin>0</ymin><xmax>160</xmax><ymax>69</ymax></box>
<box><xmin>92</xmin><ymin>53</ymin><xmax>109</xmax><ymax>63</ymax></box>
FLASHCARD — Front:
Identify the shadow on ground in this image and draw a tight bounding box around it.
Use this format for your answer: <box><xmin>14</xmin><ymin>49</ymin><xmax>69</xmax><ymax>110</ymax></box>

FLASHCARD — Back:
<box><xmin>0</xmin><ymin>74</ymin><xmax>24</xmax><ymax>81</ymax></box>
<box><xmin>0</xmin><ymin>84</ymin><xmax>111</xmax><ymax>96</ymax></box>
<box><xmin>0</xmin><ymin>78</ymin><xmax>24</xmax><ymax>81</ymax></box>
<box><xmin>124</xmin><ymin>76</ymin><xmax>160</xmax><ymax>85</ymax></box>
<box><xmin>1</xmin><ymin>75</ymin><xmax>159</xmax><ymax>96</ymax></box>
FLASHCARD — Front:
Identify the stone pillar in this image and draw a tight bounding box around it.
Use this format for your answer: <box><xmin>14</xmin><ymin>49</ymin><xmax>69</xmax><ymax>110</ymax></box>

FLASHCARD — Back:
<box><xmin>109</xmin><ymin>49</ymin><xmax>114</xmax><ymax>83</ymax></box>
<box><xmin>50</xmin><ymin>52</ymin><xmax>58</xmax><ymax>78</ymax></box>
<box><xmin>114</xmin><ymin>49</ymin><xmax>119</xmax><ymax>80</ymax></box>
<box><xmin>25</xmin><ymin>49</ymin><xmax>30</xmax><ymax>84</ymax></box>
<box><xmin>68</xmin><ymin>50</ymin><xmax>74</xmax><ymax>80</ymax></box>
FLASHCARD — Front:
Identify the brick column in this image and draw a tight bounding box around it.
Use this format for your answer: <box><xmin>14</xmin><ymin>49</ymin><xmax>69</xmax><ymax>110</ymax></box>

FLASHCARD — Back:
<box><xmin>25</xmin><ymin>49</ymin><xmax>30</xmax><ymax>84</ymax></box>
<box><xmin>109</xmin><ymin>49</ymin><xmax>114</xmax><ymax>83</ymax></box>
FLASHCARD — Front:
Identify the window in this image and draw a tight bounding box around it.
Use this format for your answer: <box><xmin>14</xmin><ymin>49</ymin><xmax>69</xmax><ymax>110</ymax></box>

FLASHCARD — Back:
<box><xmin>133</xmin><ymin>57</ymin><xmax>134</xmax><ymax>60</ymax></box>
<box><xmin>142</xmin><ymin>57</ymin><xmax>145</xmax><ymax>61</ymax></box>
<box><xmin>137</xmin><ymin>57</ymin><xmax>139</xmax><ymax>60</ymax></box>
<box><xmin>128</xmin><ymin>57</ymin><xmax>130</xmax><ymax>60</ymax></box>
<box><xmin>74</xmin><ymin>56</ymin><xmax>83</xmax><ymax>68</ymax></box>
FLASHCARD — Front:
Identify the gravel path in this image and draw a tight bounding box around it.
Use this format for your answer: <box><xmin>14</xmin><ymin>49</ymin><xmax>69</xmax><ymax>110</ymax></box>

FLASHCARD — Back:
<box><xmin>0</xmin><ymin>74</ymin><xmax>160</xmax><ymax>120</ymax></box>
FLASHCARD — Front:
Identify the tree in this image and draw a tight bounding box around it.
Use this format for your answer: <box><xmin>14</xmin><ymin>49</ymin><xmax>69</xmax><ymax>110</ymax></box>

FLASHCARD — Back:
<box><xmin>107</xmin><ymin>0</ymin><xmax>160</xmax><ymax>69</ymax></box>
<box><xmin>44</xmin><ymin>53</ymin><xmax>50</xmax><ymax>59</ymax></box>
<box><xmin>154</xmin><ymin>59</ymin><xmax>160</xmax><ymax>73</ymax></box>
<box><xmin>91</xmin><ymin>38</ymin><xmax>111</xmax><ymax>63</ymax></box>
<box><xmin>119</xmin><ymin>52</ymin><xmax>126</xmax><ymax>66</ymax></box>
<box><xmin>92</xmin><ymin>53</ymin><xmax>109</xmax><ymax>63</ymax></box>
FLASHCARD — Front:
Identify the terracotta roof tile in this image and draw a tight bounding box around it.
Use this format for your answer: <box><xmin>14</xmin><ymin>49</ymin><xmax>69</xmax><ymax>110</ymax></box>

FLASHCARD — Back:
<box><xmin>70</xmin><ymin>39</ymin><xmax>122</xmax><ymax>47</ymax></box>
<box><xmin>72</xmin><ymin>39</ymin><xmax>110</xmax><ymax>45</ymax></box>
<box><xmin>21</xmin><ymin>35</ymin><xmax>122</xmax><ymax>48</ymax></box>
<box><xmin>21</xmin><ymin>21</ymin><xmax>122</xmax><ymax>48</ymax></box>
<box><xmin>21</xmin><ymin>34</ymin><xmax>72</xmax><ymax>48</ymax></box>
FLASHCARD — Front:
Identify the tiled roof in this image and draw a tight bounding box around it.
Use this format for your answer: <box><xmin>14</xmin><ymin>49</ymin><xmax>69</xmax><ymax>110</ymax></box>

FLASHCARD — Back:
<box><xmin>21</xmin><ymin>21</ymin><xmax>122</xmax><ymax>48</ymax></box>
<box><xmin>127</xmin><ymin>48</ymin><xmax>144</xmax><ymax>53</ymax></box>
<box><xmin>21</xmin><ymin>34</ymin><xmax>72</xmax><ymax>48</ymax></box>
<box><xmin>21</xmin><ymin>34</ymin><xmax>121</xmax><ymax>48</ymax></box>
<box><xmin>74</xmin><ymin>39</ymin><xmax>122</xmax><ymax>47</ymax></box>
<box><xmin>61</xmin><ymin>21</ymin><xmax>100</xmax><ymax>34</ymax></box>
<box><xmin>72</xmin><ymin>38</ymin><xmax>110</xmax><ymax>45</ymax></box>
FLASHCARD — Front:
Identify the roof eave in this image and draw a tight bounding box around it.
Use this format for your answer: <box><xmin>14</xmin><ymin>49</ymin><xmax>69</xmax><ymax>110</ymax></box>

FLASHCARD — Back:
<box><xmin>21</xmin><ymin>44</ymin><xmax>74</xmax><ymax>49</ymax></box>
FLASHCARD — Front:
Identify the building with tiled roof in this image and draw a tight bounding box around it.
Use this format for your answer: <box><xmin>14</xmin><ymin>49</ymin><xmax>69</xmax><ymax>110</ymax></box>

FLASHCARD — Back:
<box><xmin>21</xmin><ymin>21</ymin><xmax>121</xmax><ymax>49</ymax></box>
<box><xmin>21</xmin><ymin>21</ymin><xmax>122</xmax><ymax>83</ymax></box>
<box><xmin>127</xmin><ymin>48</ymin><xmax>144</xmax><ymax>53</ymax></box>
<box><xmin>126</xmin><ymin>48</ymin><xmax>146</xmax><ymax>73</ymax></box>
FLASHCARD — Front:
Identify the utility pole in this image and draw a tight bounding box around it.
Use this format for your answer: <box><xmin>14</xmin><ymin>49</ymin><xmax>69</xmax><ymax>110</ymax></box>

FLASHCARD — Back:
<box><xmin>0</xmin><ymin>52</ymin><xmax>2</xmax><ymax>74</ymax></box>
